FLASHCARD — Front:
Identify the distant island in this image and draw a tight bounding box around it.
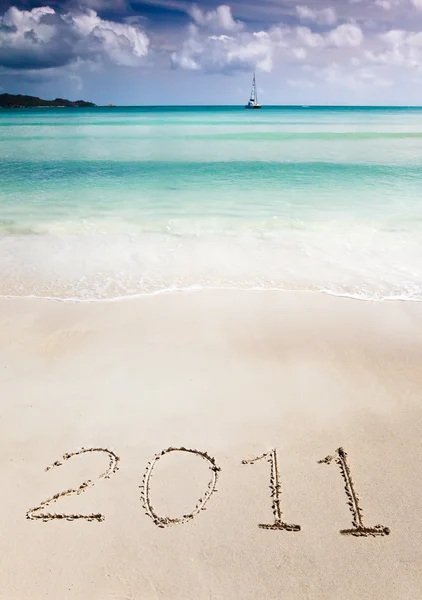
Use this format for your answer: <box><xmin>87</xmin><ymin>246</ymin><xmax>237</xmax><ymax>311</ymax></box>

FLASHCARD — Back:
<box><xmin>0</xmin><ymin>93</ymin><xmax>96</xmax><ymax>108</ymax></box>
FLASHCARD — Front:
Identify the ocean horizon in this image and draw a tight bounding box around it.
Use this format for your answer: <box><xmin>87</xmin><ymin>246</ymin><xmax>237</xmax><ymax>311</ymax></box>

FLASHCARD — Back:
<box><xmin>1</xmin><ymin>104</ymin><xmax>422</xmax><ymax>302</ymax></box>
<box><xmin>3</xmin><ymin>103</ymin><xmax>422</xmax><ymax>107</ymax></box>
<box><xmin>4</xmin><ymin>104</ymin><xmax>422</xmax><ymax>112</ymax></box>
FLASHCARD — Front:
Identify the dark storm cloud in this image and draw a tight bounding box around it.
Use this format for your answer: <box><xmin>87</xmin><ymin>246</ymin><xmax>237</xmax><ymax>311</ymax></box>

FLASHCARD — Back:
<box><xmin>0</xmin><ymin>46</ymin><xmax>76</xmax><ymax>69</ymax></box>
<box><xmin>0</xmin><ymin>8</ymin><xmax>76</xmax><ymax>69</ymax></box>
<box><xmin>0</xmin><ymin>5</ymin><xmax>150</xmax><ymax>70</ymax></box>
<box><xmin>0</xmin><ymin>22</ymin><xmax>17</xmax><ymax>33</ymax></box>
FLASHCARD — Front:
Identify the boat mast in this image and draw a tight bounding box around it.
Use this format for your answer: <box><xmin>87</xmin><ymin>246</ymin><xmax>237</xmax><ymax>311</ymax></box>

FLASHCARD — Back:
<box><xmin>254</xmin><ymin>73</ymin><xmax>258</xmax><ymax>105</ymax></box>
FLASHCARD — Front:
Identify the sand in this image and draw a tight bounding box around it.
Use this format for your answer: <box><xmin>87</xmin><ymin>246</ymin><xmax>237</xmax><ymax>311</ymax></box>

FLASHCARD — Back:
<box><xmin>0</xmin><ymin>290</ymin><xmax>421</xmax><ymax>599</ymax></box>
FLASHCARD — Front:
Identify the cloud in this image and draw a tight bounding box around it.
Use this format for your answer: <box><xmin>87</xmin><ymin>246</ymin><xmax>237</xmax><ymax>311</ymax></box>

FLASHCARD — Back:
<box><xmin>171</xmin><ymin>5</ymin><xmax>273</xmax><ymax>73</ymax></box>
<box><xmin>296</xmin><ymin>5</ymin><xmax>337</xmax><ymax>26</ymax></box>
<box><xmin>374</xmin><ymin>0</ymin><xmax>401</xmax><ymax>9</ymax></box>
<box><xmin>327</xmin><ymin>23</ymin><xmax>363</xmax><ymax>47</ymax></box>
<box><xmin>170</xmin><ymin>4</ymin><xmax>366</xmax><ymax>74</ymax></box>
<box><xmin>0</xmin><ymin>6</ymin><xmax>150</xmax><ymax>70</ymax></box>
<box><xmin>171</xmin><ymin>26</ymin><xmax>273</xmax><ymax>73</ymax></box>
<box><xmin>2</xmin><ymin>0</ymin><xmax>419</xmax><ymax>100</ymax></box>
<box><xmin>0</xmin><ymin>56</ymin><xmax>93</xmax><ymax>84</ymax></box>
<box><xmin>291</xmin><ymin>46</ymin><xmax>307</xmax><ymax>59</ymax></box>
<box><xmin>365</xmin><ymin>28</ymin><xmax>422</xmax><ymax>68</ymax></box>
<box><xmin>304</xmin><ymin>61</ymin><xmax>393</xmax><ymax>91</ymax></box>
<box><xmin>296</xmin><ymin>26</ymin><xmax>325</xmax><ymax>48</ymax></box>
<box><xmin>188</xmin><ymin>4</ymin><xmax>243</xmax><ymax>32</ymax></box>
<box><xmin>375</xmin><ymin>0</ymin><xmax>390</xmax><ymax>8</ymax></box>
<box><xmin>296</xmin><ymin>23</ymin><xmax>363</xmax><ymax>48</ymax></box>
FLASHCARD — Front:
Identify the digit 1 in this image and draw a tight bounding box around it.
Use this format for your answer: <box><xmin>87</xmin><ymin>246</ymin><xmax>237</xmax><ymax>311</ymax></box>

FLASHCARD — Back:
<box><xmin>242</xmin><ymin>449</ymin><xmax>301</xmax><ymax>531</ymax></box>
<box><xmin>318</xmin><ymin>447</ymin><xmax>390</xmax><ymax>537</ymax></box>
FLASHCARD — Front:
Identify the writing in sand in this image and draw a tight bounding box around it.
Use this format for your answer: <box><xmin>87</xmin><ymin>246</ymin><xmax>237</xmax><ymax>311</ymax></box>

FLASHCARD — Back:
<box><xmin>26</xmin><ymin>445</ymin><xmax>390</xmax><ymax>538</ymax></box>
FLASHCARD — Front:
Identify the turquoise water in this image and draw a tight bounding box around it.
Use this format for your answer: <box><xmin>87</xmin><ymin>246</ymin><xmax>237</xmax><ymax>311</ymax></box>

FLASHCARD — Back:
<box><xmin>1</xmin><ymin>106</ymin><xmax>422</xmax><ymax>300</ymax></box>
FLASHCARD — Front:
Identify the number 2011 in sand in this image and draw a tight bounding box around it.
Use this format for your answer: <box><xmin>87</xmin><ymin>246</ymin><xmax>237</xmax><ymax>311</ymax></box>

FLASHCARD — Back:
<box><xmin>26</xmin><ymin>446</ymin><xmax>390</xmax><ymax>537</ymax></box>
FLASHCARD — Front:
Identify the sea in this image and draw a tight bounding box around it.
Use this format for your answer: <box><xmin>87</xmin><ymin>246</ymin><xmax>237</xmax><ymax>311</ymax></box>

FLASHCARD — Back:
<box><xmin>1</xmin><ymin>105</ymin><xmax>422</xmax><ymax>302</ymax></box>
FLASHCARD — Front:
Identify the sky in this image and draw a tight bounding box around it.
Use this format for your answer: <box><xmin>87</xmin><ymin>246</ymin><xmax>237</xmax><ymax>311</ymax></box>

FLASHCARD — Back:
<box><xmin>1</xmin><ymin>0</ymin><xmax>422</xmax><ymax>104</ymax></box>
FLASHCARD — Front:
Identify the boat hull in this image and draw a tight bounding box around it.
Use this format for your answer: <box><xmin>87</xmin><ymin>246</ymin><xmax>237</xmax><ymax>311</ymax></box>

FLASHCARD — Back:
<box><xmin>245</xmin><ymin>105</ymin><xmax>261</xmax><ymax>109</ymax></box>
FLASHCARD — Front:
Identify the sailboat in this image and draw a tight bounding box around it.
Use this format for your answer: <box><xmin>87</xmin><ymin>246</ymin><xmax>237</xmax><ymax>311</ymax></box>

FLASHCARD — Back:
<box><xmin>245</xmin><ymin>73</ymin><xmax>261</xmax><ymax>109</ymax></box>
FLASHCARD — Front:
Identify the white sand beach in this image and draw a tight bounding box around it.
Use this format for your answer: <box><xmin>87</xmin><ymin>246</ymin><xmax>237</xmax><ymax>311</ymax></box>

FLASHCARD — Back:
<box><xmin>0</xmin><ymin>290</ymin><xmax>421</xmax><ymax>599</ymax></box>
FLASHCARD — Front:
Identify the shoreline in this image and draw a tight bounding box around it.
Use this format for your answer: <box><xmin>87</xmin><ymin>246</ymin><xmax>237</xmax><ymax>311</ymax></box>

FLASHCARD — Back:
<box><xmin>2</xmin><ymin>285</ymin><xmax>422</xmax><ymax>305</ymax></box>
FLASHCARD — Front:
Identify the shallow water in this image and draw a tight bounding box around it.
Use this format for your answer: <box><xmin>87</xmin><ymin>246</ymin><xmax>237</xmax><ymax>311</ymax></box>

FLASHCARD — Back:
<box><xmin>1</xmin><ymin>105</ymin><xmax>422</xmax><ymax>301</ymax></box>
